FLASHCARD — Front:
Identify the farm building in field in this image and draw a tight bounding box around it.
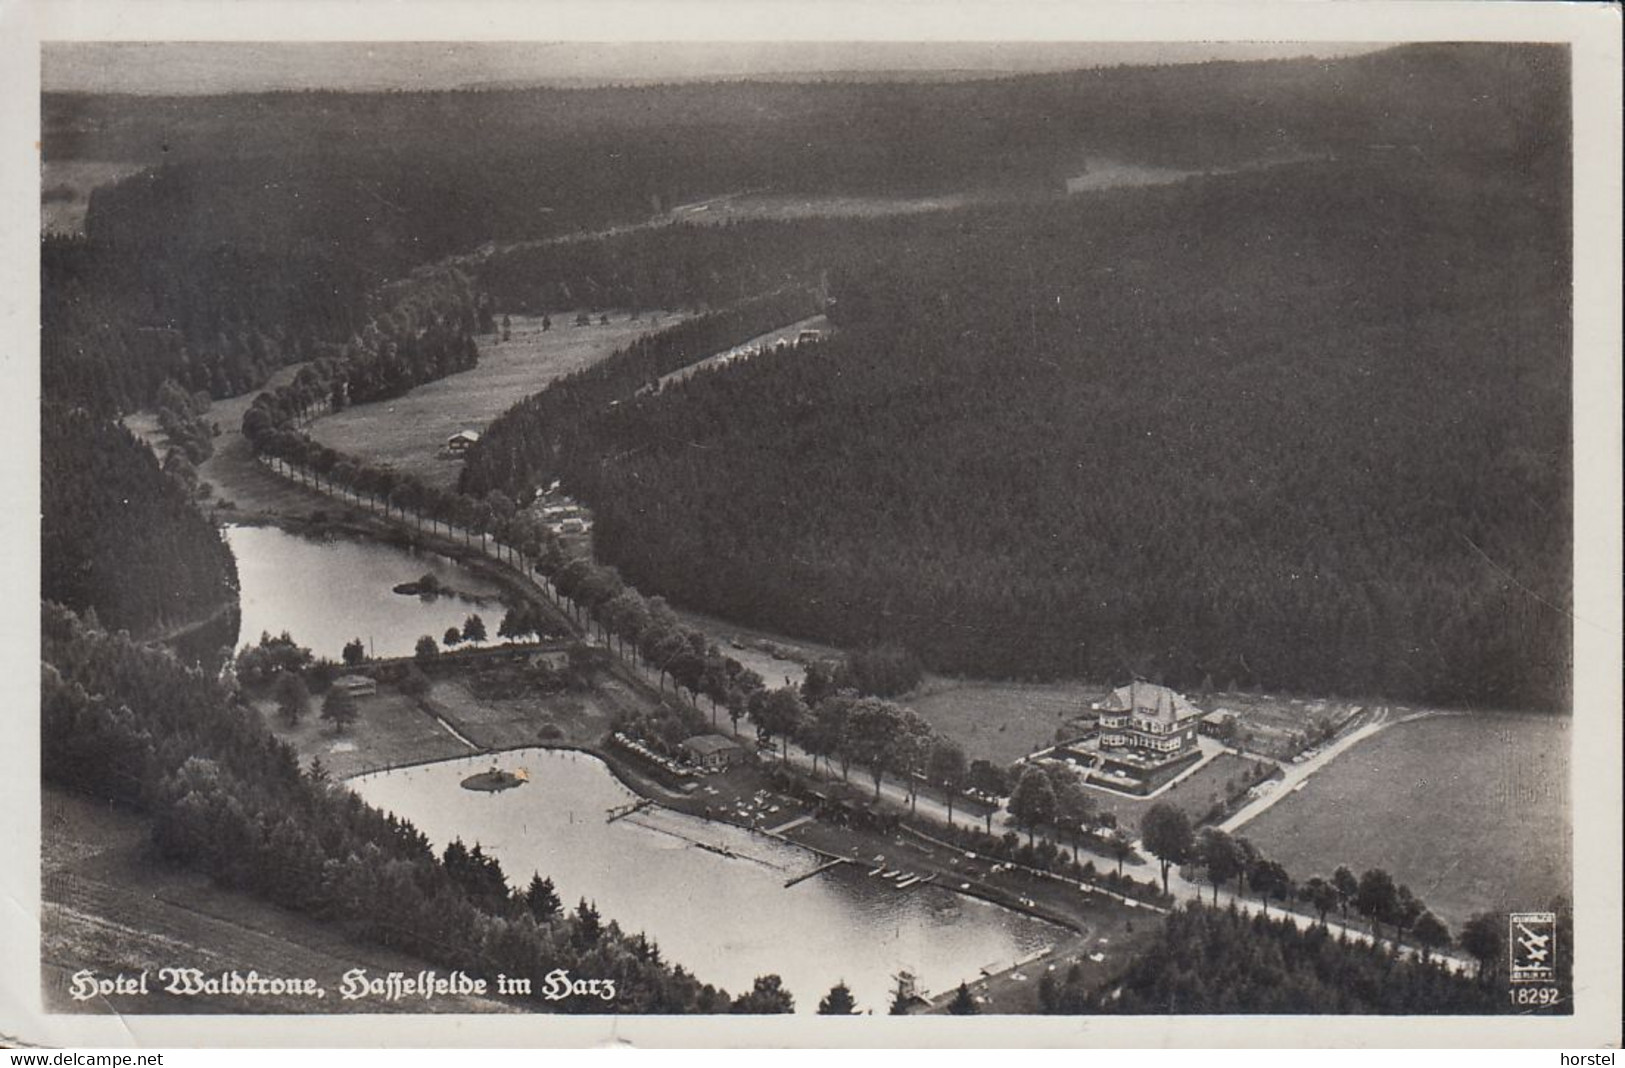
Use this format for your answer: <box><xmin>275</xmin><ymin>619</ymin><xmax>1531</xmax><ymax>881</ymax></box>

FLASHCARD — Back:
<box><xmin>680</xmin><ymin>734</ymin><xmax>748</xmax><ymax>770</ymax></box>
<box><xmin>446</xmin><ymin>429</ymin><xmax>481</xmax><ymax>452</ymax></box>
<box><xmin>332</xmin><ymin>674</ymin><xmax>378</xmax><ymax>698</ymax></box>
<box><xmin>1096</xmin><ymin>680</ymin><xmax>1203</xmax><ymax>756</ymax></box>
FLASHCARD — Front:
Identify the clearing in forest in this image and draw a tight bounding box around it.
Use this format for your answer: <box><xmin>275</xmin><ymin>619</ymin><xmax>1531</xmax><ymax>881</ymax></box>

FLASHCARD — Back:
<box><xmin>309</xmin><ymin>312</ymin><xmax>686</xmax><ymax>491</ymax></box>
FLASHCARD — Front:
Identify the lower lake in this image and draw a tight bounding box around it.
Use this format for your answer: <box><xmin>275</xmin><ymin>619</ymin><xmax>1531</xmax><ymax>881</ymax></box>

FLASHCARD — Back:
<box><xmin>350</xmin><ymin>748</ymin><xmax>1060</xmax><ymax>1014</ymax></box>
<box><xmin>225</xmin><ymin>524</ymin><xmax>507</xmax><ymax>662</ymax></box>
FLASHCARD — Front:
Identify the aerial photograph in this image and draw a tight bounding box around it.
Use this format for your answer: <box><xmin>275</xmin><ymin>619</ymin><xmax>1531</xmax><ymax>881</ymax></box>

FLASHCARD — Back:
<box><xmin>35</xmin><ymin>37</ymin><xmax>1579</xmax><ymax>1022</ymax></box>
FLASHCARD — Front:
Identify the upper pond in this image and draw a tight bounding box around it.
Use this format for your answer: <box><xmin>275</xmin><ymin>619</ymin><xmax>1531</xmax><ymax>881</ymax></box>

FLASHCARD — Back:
<box><xmin>225</xmin><ymin>524</ymin><xmax>507</xmax><ymax>662</ymax></box>
<box><xmin>350</xmin><ymin>748</ymin><xmax>1059</xmax><ymax>1013</ymax></box>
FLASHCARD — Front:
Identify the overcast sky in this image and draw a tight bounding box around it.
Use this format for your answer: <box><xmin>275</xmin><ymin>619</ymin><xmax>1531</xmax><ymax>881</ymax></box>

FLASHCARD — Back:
<box><xmin>43</xmin><ymin>41</ymin><xmax>1387</xmax><ymax>95</ymax></box>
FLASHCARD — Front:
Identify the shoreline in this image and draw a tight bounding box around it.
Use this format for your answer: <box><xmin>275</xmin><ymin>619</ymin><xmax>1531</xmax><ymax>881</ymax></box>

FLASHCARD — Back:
<box><xmin>342</xmin><ymin>739</ymin><xmax>1085</xmax><ymax>945</ymax></box>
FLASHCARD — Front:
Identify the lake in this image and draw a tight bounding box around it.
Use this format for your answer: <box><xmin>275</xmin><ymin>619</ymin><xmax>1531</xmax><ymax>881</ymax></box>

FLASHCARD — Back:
<box><xmin>225</xmin><ymin>524</ymin><xmax>508</xmax><ymax>662</ymax></box>
<box><xmin>350</xmin><ymin>748</ymin><xmax>1059</xmax><ymax>1013</ymax></box>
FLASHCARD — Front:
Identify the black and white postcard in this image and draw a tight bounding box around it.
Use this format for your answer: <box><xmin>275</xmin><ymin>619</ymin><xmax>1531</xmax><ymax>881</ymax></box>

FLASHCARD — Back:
<box><xmin>3</xmin><ymin>0</ymin><xmax>1620</xmax><ymax>1049</ymax></box>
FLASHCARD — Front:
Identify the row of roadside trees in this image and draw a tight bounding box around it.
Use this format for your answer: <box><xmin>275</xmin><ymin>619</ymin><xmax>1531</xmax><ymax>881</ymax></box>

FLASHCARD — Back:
<box><xmin>1135</xmin><ymin>802</ymin><xmax>1496</xmax><ymax>974</ymax></box>
<box><xmin>242</xmin><ymin>388</ymin><xmax>1012</xmax><ymax>826</ymax></box>
<box><xmin>245</xmin><ymin>399</ymin><xmax>1487</xmax><ymax>972</ymax></box>
<box><xmin>246</xmin><ymin>363</ymin><xmax>1506</xmax><ymax>982</ymax></box>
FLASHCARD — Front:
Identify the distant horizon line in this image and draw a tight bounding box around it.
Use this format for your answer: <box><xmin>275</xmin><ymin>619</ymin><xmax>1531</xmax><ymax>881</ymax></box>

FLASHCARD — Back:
<box><xmin>41</xmin><ymin>40</ymin><xmax>1391</xmax><ymax>97</ymax></box>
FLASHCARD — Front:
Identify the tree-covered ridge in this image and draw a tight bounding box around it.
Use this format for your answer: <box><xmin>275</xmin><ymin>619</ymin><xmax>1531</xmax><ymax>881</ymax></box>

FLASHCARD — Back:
<box><xmin>41</xmin><ymin>603</ymin><xmax>734</xmax><ymax>1013</ymax></box>
<box><xmin>44</xmin><ymin>42</ymin><xmax>1564</xmax><ymax>419</ymax></box>
<box><xmin>42</xmin><ymin>214</ymin><xmax>483</xmax><ymax>417</ymax></box>
<box><xmin>46</xmin><ymin>45</ymin><xmax>1565</xmax><ymax>184</ymax></box>
<box><xmin>490</xmin><ymin>156</ymin><xmax>1569</xmax><ymax>708</ymax></box>
<box><xmin>473</xmin><ymin>217</ymin><xmax>877</xmax><ymax>320</ymax></box>
<box><xmin>458</xmin><ymin>286</ymin><xmax>823</xmax><ymax>498</ymax></box>
<box><xmin>41</xmin><ymin>231</ymin><xmax>372</xmax><ymax>417</ymax></box>
<box><xmin>41</xmin><ymin>404</ymin><xmax>238</xmax><ymax>639</ymax></box>
<box><xmin>1060</xmin><ymin>902</ymin><xmax>1506</xmax><ymax>1014</ymax></box>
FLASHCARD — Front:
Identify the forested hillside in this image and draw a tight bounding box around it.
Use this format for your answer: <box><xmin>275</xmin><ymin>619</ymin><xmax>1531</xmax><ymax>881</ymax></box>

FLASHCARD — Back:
<box><xmin>1059</xmin><ymin>903</ymin><xmax>1508</xmax><ymax>1014</ymax></box>
<box><xmin>41</xmin><ymin>405</ymin><xmax>238</xmax><ymax>638</ymax></box>
<box><xmin>45</xmin><ymin>44</ymin><xmax>1564</xmax><ymax>182</ymax></box>
<box><xmin>470</xmin><ymin>148</ymin><xmax>1570</xmax><ymax>707</ymax></box>
<box><xmin>42</xmin><ymin>603</ymin><xmax>732</xmax><ymax>1012</ymax></box>
<box><xmin>459</xmin><ymin>287</ymin><xmax>824</xmax><ymax>498</ymax></box>
<box><xmin>43</xmin><ymin>42</ymin><xmax>1564</xmax><ymax>416</ymax></box>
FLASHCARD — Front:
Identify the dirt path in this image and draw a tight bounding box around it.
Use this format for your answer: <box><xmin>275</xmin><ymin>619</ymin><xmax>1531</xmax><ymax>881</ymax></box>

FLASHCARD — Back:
<box><xmin>653</xmin><ymin>314</ymin><xmax>829</xmax><ymax>391</ymax></box>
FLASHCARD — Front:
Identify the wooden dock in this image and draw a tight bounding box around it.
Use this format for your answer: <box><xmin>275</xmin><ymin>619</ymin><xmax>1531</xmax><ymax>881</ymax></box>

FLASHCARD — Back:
<box><xmin>784</xmin><ymin>857</ymin><xmax>847</xmax><ymax>888</ymax></box>
<box><xmin>606</xmin><ymin>798</ymin><xmax>654</xmax><ymax>823</ymax></box>
<box><xmin>765</xmin><ymin>813</ymin><xmax>815</xmax><ymax>836</ymax></box>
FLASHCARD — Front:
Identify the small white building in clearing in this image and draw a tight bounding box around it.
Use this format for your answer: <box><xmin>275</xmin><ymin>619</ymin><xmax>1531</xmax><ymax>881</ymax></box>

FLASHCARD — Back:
<box><xmin>446</xmin><ymin>430</ymin><xmax>481</xmax><ymax>453</ymax></box>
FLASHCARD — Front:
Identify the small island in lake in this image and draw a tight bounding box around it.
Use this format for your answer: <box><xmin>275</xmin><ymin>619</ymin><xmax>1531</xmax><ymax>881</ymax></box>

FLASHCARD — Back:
<box><xmin>461</xmin><ymin>765</ymin><xmax>528</xmax><ymax>792</ymax></box>
<box><xmin>393</xmin><ymin>571</ymin><xmax>486</xmax><ymax>604</ymax></box>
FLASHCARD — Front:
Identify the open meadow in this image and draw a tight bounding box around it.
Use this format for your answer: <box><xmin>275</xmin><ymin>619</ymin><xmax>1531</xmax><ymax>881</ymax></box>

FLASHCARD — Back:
<box><xmin>253</xmin><ymin>659</ymin><xmax>652</xmax><ymax>780</ymax></box>
<box><xmin>427</xmin><ymin>668</ymin><xmax>647</xmax><ymax>751</ymax></box>
<box><xmin>1240</xmin><ymin>712</ymin><xmax>1571</xmax><ymax>930</ymax></box>
<box><xmin>905</xmin><ymin>677</ymin><xmax>1105</xmax><ymax>766</ymax></box>
<box><xmin>309</xmin><ymin>312</ymin><xmax>685</xmax><ymax>491</ymax></box>
<box><xmin>251</xmin><ymin>689</ymin><xmax>473</xmax><ymax>780</ymax></box>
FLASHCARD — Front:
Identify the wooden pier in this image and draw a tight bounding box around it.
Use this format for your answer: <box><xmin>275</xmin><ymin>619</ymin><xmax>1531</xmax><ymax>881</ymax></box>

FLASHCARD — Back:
<box><xmin>784</xmin><ymin>857</ymin><xmax>848</xmax><ymax>888</ymax></box>
<box><xmin>606</xmin><ymin>798</ymin><xmax>654</xmax><ymax>823</ymax></box>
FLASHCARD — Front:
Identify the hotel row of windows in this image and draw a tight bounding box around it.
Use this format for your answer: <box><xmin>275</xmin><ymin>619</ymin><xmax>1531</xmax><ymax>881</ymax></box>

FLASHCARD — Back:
<box><xmin>1100</xmin><ymin>732</ymin><xmax>1189</xmax><ymax>752</ymax></box>
<box><xmin>1099</xmin><ymin>714</ymin><xmax>1186</xmax><ymax>735</ymax></box>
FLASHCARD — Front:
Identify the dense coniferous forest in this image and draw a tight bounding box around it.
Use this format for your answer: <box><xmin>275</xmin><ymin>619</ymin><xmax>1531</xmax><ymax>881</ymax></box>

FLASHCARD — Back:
<box><xmin>473</xmin><ymin>218</ymin><xmax>865</xmax><ymax>318</ymax></box>
<box><xmin>41</xmin><ymin>229</ymin><xmax>480</xmax><ymax>417</ymax></box>
<box><xmin>41</xmin><ymin>230</ymin><xmax>370</xmax><ymax>417</ymax></box>
<box><xmin>1056</xmin><ymin>903</ymin><xmax>1504</xmax><ymax>1014</ymax></box>
<box><xmin>45</xmin><ymin>46</ymin><xmax>1565</xmax><ymax>185</ymax></box>
<box><xmin>459</xmin><ymin>287</ymin><xmax>823</xmax><ymax>497</ymax></box>
<box><xmin>40</xmin><ymin>405</ymin><xmax>238</xmax><ymax>638</ymax></box>
<box><xmin>462</xmin><ymin>149</ymin><xmax>1570</xmax><ymax>707</ymax></box>
<box><xmin>43</xmin><ymin>42</ymin><xmax>1564</xmax><ymax>415</ymax></box>
<box><xmin>40</xmin><ymin>258</ymin><xmax>478</xmax><ymax>639</ymax></box>
<box><xmin>37</xmin><ymin>42</ymin><xmax>1575</xmax><ymax>1014</ymax></box>
<box><xmin>41</xmin><ymin>603</ymin><xmax>734</xmax><ymax>1012</ymax></box>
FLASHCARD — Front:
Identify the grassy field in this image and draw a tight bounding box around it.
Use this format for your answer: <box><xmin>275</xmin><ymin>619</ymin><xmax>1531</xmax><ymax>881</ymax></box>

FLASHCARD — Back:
<box><xmin>1240</xmin><ymin>712</ymin><xmax>1571</xmax><ymax>930</ymax></box>
<box><xmin>255</xmin><ymin>660</ymin><xmax>651</xmax><ymax>780</ymax></box>
<box><xmin>189</xmin><ymin>361</ymin><xmax>334</xmax><ymax>518</ymax></box>
<box><xmin>125</xmin><ymin>359</ymin><xmax>318</xmax><ymax>519</ymax></box>
<box><xmin>906</xmin><ymin>677</ymin><xmax>1105</xmax><ymax>766</ymax></box>
<box><xmin>1208</xmin><ymin>691</ymin><xmax>1369</xmax><ymax>761</ymax></box>
<box><xmin>428</xmin><ymin>668</ymin><xmax>647</xmax><ymax>750</ymax></box>
<box><xmin>906</xmin><ymin>674</ymin><xmax>1372</xmax><ymax>770</ymax></box>
<box><xmin>251</xmin><ymin>689</ymin><xmax>472</xmax><ymax>780</ymax></box>
<box><xmin>310</xmin><ymin>312</ymin><xmax>685</xmax><ymax>491</ymax></box>
<box><xmin>41</xmin><ymin>787</ymin><xmax>515</xmax><ymax>1014</ymax></box>
<box><xmin>1083</xmin><ymin>752</ymin><xmax>1277</xmax><ymax>838</ymax></box>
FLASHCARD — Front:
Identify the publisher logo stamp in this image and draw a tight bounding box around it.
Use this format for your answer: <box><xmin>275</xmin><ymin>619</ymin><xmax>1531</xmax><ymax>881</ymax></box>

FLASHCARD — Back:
<box><xmin>1509</xmin><ymin>911</ymin><xmax>1557</xmax><ymax>983</ymax></box>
